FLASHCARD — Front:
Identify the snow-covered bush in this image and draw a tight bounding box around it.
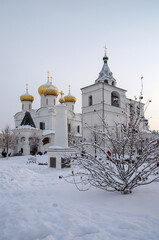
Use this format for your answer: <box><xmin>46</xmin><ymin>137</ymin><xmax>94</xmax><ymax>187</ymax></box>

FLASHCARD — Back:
<box><xmin>65</xmin><ymin>99</ymin><xmax>159</xmax><ymax>194</ymax></box>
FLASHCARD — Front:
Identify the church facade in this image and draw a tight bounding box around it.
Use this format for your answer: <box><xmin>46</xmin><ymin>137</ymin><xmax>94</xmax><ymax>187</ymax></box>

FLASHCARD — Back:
<box><xmin>13</xmin><ymin>50</ymin><xmax>149</xmax><ymax>156</ymax></box>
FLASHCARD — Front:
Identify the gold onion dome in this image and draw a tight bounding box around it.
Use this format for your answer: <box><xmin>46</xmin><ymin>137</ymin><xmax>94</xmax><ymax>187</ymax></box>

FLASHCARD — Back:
<box><xmin>59</xmin><ymin>91</ymin><xmax>65</xmax><ymax>104</ymax></box>
<box><xmin>38</xmin><ymin>73</ymin><xmax>59</xmax><ymax>96</ymax></box>
<box><xmin>38</xmin><ymin>72</ymin><xmax>51</xmax><ymax>96</ymax></box>
<box><xmin>44</xmin><ymin>85</ymin><xmax>59</xmax><ymax>96</ymax></box>
<box><xmin>20</xmin><ymin>84</ymin><xmax>34</xmax><ymax>102</ymax></box>
<box><xmin>64</xmin><ymin>85</ymin><xmax>76</xmax><ymax>103</ymax></box>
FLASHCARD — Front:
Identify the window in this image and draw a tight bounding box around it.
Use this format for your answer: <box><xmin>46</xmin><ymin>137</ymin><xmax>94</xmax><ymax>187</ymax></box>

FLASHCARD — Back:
<box><xmin>68</xmin><ymin>123</ymin><xmax>71</xmax><ymax>132</ymax></box>
<box><xmin>88</xmin><ymin>95</ymin><xmax>93</xmax><ymax>106</ymax></box>
<box><xmin>50</xmin><ymin>157</ymin><xmax>56</xmax><ymax>168</ymax></box>
<box><xmin>40</xmin><ymin>122</ymin><xmax>45</xmax><ymax>130</ymax></box>
<box><xmin>29</xmin><ymin>104</ymin><xmax>31</xmax><ymax>110</ymax></box>
<box><xmin>104</xmin><ymin>80</ymin><xmax>108</xmax><ymax>84</ymax></box>
<box><xmin>22</xmin><ymin>104</ymin><xmax>24</xmax><ymax>110</ymax></box>
<box><xmin>77</xmin><ymin>125</ymin><xmax>80</xmax><ymax>133</ymax></box>
<box><xmin>72</xmin><ymin>105</ymin><xmax>74</xmax><ymax>111</ymax></box>
<box><xmin>46</xmin><ymin>99</ymin><xmax>48</xmax><ymax>105</ymax></box>
<box><xmin>111</xmin><ymin>91</ymin><xmax>120</xmax><ymax>107</ymax></box>
<box><xmin>54</xmin><ymin>99</ymin><xmax>56</xmax><ymax>105</ymax></box>
<box><xmin>43</xmin><ymin>137</ymin><xmax>50</xmax><ymax>145</ymax></box>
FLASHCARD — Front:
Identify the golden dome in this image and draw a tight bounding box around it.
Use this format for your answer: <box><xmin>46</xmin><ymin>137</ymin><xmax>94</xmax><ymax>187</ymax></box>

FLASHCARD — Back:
<box><xmin>44</xmin><ymin>85</ymin><xmax>59</xmax><ymax>96</ymax></box>
<box><xmin>20</xmin><ymin>84</ymin><xmax>34</xmax><ymax>102</ymax></box>
<box><xmin>38</xmin><ymin>72</ymin><xmax>59</xmax><ymax>96</ymax></box>
<box><xmin>64</xmin><ymin>85</ymin><xmax>76</xmax><ymax>103</ymax></box>
<box><xmin>59</xmin><ymin>90</ymin><xmax>65</xmax><ymax>104</ymax></box>
<box><xmin>38</xmin><ymin>81</ymin><xmax>51</xmax><ymax>96</ymax></box>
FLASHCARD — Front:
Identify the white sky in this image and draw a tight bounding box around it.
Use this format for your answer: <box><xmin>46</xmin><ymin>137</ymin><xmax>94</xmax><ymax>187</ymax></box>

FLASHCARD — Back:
<box><xmin>0</xmin><ymin>0</ymin><xmax>159</xmax><ymax>130</ymax></box>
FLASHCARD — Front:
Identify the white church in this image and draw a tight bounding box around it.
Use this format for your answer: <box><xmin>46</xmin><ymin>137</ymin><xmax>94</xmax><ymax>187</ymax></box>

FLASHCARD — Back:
<box><xmin>13</xmin><ymin>49</ymin><xmax>149</xmax><ymax>166</ymax></box>
<box><xmin>14</xmin><ymin>74</ymin><xmax>82</xmax><ymax>155</ymax></box>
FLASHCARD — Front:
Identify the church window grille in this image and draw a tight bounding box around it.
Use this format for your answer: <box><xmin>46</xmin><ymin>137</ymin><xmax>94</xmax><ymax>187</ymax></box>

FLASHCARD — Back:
<box><xmin>88</xmin><ymin>95</ymin><xmax>93</xmax><ymax>106</ymax></box>
<box><xmin>111</xmin><ymin>91</ymin><xmax>120</xmax><ymax>107</ymax></box>
<box><xmin>40</xmin><ymin>122</ymin><xmax>45</xmax><ymax>130</ymax></box>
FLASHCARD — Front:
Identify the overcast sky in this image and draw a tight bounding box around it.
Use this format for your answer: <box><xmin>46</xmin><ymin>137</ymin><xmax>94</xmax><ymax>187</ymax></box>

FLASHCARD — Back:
<box><xmin>0</xmin><ymin>0</ymin><xmax>159</xmax><ymax>130</ymax></box>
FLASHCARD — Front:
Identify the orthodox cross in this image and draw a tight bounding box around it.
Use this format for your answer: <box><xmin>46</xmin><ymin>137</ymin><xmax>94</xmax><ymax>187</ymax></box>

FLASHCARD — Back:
<box><xmin>47</xmin><ymin>71</ymin><xmax>50</xmax><ymax>81</ymax></box>
<box><xmin>104</xmin><ymin>45</ymin><xmax>107</xmax><ymax>56</ymax></box>
<box><xmin>60</xmin><ymin>90</ymin><xmax>64</xmax><ymax>97</ymax></box>
<box><xmin>50</xmin><ymin>76</ymin><xmax>52</xmax><ymax>84</ymax></box>
<box><xmin>26</xmin><ymin>83</ymin><xmax>28</xmax><ymax>92</ymax></box>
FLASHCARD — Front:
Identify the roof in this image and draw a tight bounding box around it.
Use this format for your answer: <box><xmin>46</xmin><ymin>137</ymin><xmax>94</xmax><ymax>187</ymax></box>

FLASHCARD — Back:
<box><xmin>95</xmin><ymin>55</ymin><xmax>116</xmax><ymax>84</ymax></box>
<box><xmin>20</xmin><ymin>111</ymin><xmax>36</xmax><ymax>128</ymax></box>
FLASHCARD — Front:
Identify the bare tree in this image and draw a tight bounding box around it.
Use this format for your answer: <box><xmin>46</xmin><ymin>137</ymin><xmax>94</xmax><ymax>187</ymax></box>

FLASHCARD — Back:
<box><xmin>0</xmin><ymin>126</ymin><xmax>18</xmax><ymax>157</ymax></box>
<box><xmin>29</xmin><ymin>133</ymin><xmax>40</xmax><ymax>155</ymax></box>
<box><xmin>65</xmin><ymin>99</ymin><xmax>159</xmax><ymax>194</ymax></box>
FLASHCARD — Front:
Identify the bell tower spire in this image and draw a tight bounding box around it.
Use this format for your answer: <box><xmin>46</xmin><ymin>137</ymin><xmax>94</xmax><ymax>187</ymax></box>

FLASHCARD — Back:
<box><xmin>95</xmin><ymin>47</ymin><xmax>116</xmax><ymax>86</ymax></box>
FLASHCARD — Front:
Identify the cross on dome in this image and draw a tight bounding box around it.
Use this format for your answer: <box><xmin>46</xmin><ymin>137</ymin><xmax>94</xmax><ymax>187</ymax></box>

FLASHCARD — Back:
<box><xmin>104</xmin><ymin>45</ymin><xmax>107</xmax><ymax>56</ymax></box>
<box><xmin>69</xmin><ymin>85</ymin><xmax>71</xmax><ymax>94</ymax></box>
<box><xmin>26</xmin><ymin>83</ymin><xmax>28</xmax><ymax>93</ymax></box>
<box><xmin>60</xmin><ymin>90</ymin><xmax>64</xmax><ymax>97</ymax></box>
<box><xmin>47</xmin><ymin>71</ymin><xmax>50</xmax><ymax>82</ymax></box>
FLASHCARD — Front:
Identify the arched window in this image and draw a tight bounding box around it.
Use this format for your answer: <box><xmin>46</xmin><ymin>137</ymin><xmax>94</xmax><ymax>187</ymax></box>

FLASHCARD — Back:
<box><xmin>46</xmin><ymin>99</ymin><xmax>48</xmax><ymax>105</ymax></box>
<box><xmin>77</xmin><ymin>125</ymin><xmax>80</xmax><ymax>133</ymax></box>
<box><xmin>88</xmin><ymin>95</ymin><xmax>93</xmax><ymax>106</ymax></box>
<box><xmin>21</xmin><ymin>137</ymin><xmax>25</xmax><ymax>143</ymax></box>
<box><xmin>43</xmin><ymin>137</ymin><xmax>50</xmax><ymax>145</ymax></box>
<box><xmin>22</xmin><ymin>104</ymin><xmax>24</xmax><ymax>110</ymax></box>
<box><xmin>29</xmin><ymin>104</ymin><xmax>31</xmax><ymax>110</ymax></box>
<box><xmin>111</xmin><ymin>91</ymin><xmax>120</xmax><ymax>107</ymax></box>
<box><xmin>54</xmin><ymin>99</ymin><xmax>56</xmax><ymax>105</ymax></box>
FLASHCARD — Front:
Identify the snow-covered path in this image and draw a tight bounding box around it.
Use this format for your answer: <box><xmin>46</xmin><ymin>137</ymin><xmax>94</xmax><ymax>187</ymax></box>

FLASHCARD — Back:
<box><xmin>0</xmin><ymin>155</ymin><xmax>159</xmax><ymax>240</ymax></box>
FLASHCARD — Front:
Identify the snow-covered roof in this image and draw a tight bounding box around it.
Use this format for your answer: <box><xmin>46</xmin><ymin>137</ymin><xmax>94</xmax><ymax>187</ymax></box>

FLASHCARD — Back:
<box><xmin>42</xmin><ymin>130</ymin><xmax>55</xmax><ymax>136</ymax></box>
<box><xmin>15</xmin><ymin>125</ymin><xmax>38</xmax><ymax>130</ymax></box>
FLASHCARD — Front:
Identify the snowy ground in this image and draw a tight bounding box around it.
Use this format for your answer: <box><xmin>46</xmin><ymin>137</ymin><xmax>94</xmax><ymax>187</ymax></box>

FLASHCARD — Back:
<box><xmin>0</xmin><ymin>155</ymin><xmax>159</xmax><ymax>240</ymax></box>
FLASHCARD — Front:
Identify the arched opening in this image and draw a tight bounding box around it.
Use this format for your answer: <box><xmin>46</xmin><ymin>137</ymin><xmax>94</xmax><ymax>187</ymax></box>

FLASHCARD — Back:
<box><xmin>21</xmin><ymin>137</ymin><xmax>25</xmax><ymax>142</ymax></box>
<box><xmin>111</xmin><ymin>91</ymin><xmax>120</xmax><ymax>107</ymax></box>
<box><xmin>88</xmin><ymin>95</ymin><xmax>93</xmax><ymax>106</ymax></box>
<box><xmin>43</xmin><ymin>137</ymin><xmax>50</xmax><ymax>145</ymax></box>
